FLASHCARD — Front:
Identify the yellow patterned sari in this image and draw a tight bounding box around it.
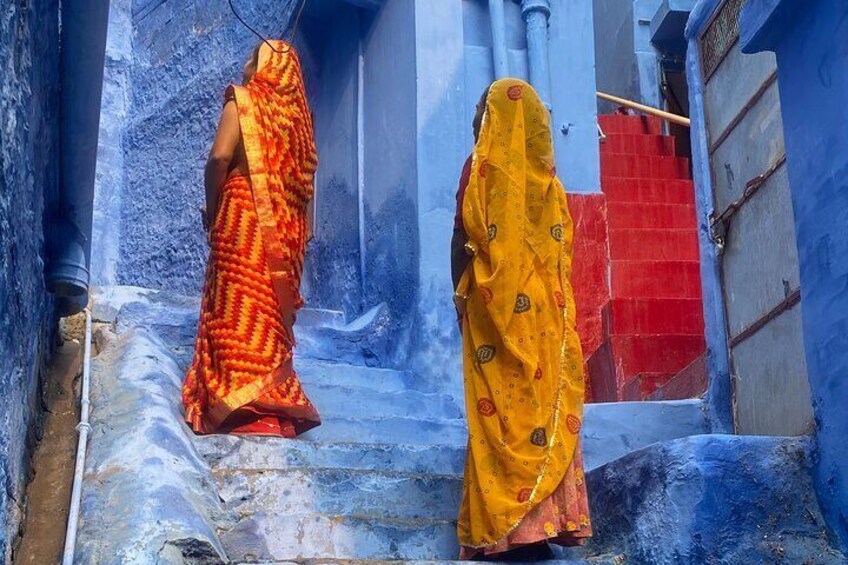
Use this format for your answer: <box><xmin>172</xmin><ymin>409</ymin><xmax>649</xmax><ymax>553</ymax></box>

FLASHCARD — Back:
<box><xmin>456</xmin><ymin>78</ymin><xmax>591</xmax><ymax>555</ymax></box>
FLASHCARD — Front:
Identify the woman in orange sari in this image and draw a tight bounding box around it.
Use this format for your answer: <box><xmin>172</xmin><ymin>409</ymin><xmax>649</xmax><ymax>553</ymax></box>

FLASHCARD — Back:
<box><xmin>182</xmin><ymin>40</ymin><xmax>320</xmax><ymax>437</ymax></box>
<box><xmin>453</xmin><ymin>79</ymin><xmax>592</xmax><ymax>561</ymax></box>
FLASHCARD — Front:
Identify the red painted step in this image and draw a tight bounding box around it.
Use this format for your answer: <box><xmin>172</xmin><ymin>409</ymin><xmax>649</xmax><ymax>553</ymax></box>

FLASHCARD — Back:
<box><xmin>610</xmin><ymin>260</ymin><xmax>703</xmax><ymax>299</ymax></box>
<box><xmin>622</xmin><ymin>372</ymin><xmax>675</xmax><ymax>401</ymax></box>
<box><xmin>586</xmin><ymin>341</ymin><xmax>617</xmax><ymax>403</ymax></box>
<box><xmin>600</xmin><ymin>153</ymin><xmax>690</xmax><ymax>180</ymax></box>
<box><xmin>598</xmin><ymin>114</ymin><xmax>663</xmax><ymax>136</ymax></box>
<box><xmin>609</xmin><ymin>298</ymin><xmax>705</xmax><ymax>335</ymax></box>
<box><xmin>608</xmin><ymin>228</ymin><xmax>701</xmax><ymax>261</ymax></box>
<box><xmin>602</xmin><ymin>178</ymin><xmax>695</xmax><ymax>205</ymax></box>
<box><xmin>648</xmin><ymin>353</ymin><xmax>709</xmax><ymax>401</ymax></box>
<box><xmin>606</xmin><ymin>334</ymin><xmax>706</xmax><ymax>376</ymax></box>
<box><xmin>607</xmin><ymin>202</ymin><xmax>697</xmax><ymax>230</ymax></box>
<box><xmin>600</xmin><ymin>134</ymin><xmax>676</xmax><ymax>157</ymax></box>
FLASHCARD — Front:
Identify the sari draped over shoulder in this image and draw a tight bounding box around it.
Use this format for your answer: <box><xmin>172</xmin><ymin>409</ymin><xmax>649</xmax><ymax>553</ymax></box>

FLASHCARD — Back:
<box><xmin>456</xmin><ymin>78</ymin><xmax>591</xmax><ymax>555</ymax></box>
<box><xmin>182</xmin><ymin>40</ymin><xmax>320</xmax><ymax>437</ymax></box>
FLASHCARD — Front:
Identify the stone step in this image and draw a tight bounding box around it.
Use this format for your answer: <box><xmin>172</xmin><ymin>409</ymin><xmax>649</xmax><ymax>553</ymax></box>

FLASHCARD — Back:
<box><xmin>295</xmin><ymin>308</ymin><xmax>346</xmax><ymax>328</ymax></box>
<box><xmin>303</xmin><ymin>383</ymin><xmax>462</xmax><ymax>421</ymax></box>
<box><xmin>220</xmin><ymin>513</ymin><xmax>459</xmax><ymax>561</ymax></box>
<box><xmin>195</xmin><ymin>436</ymin><xmax>466</xmax><ymax>476</ymax></box>
<box><xmin>106</xmin><ymin>287</ymin><xmax>395</xmax><ymax>368</ymax></box>
<box><xmin>198</xmin><ymin>399</ymin><xmax>708</xmax><ymax>471</ymax></box>
<box><xmin>243</xmin><ymin>558</ymin><xmax>618</xmax><ymax>564</ymax></box>
<box><xmin>296</xmin><ymin>359</ymin><xmax>425</xmax><ymax>394</ymax></box>
<box><xmin>215</xmin><ymin>467</ymin><xmax>461</xmax><ymax>522</ymax></box>
<box><xmin>298</xmin><ymin>416</ymin><xmax>468</xmax><ymax>446</ymax></box>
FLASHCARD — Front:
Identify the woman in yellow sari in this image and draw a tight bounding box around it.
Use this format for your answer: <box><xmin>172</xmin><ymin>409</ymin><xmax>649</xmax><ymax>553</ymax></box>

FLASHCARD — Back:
<box><xmin>182</xmin><ymin>40</ymin><xmax>320</xmax><ymax>437</ymax></box>
<box><xmin>454</xmin><ymin>78</ymin><xmax>592</xmax><ymax>560</ymax></box>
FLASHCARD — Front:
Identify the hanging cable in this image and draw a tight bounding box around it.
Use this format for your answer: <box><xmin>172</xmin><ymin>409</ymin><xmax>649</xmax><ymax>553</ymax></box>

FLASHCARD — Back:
<box><xmin>228</xmin><ymin>0</ymin><xmax>308</xmax><ymax>53</ymax></box>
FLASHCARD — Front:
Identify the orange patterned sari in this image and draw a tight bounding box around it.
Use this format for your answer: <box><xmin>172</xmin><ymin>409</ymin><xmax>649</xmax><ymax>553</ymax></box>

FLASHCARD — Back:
<box><xmin>182</xmin><ymin>41</ymin><xmax>320</xmax><ymax>437</ymax></box>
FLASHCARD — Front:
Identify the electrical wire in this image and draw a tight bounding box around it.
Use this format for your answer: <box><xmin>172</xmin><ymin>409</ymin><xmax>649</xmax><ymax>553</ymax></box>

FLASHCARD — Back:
<box><xmin>228</xmin><ymin>0</ymin><xmax>308</xmax><ymax>53</ymax></box>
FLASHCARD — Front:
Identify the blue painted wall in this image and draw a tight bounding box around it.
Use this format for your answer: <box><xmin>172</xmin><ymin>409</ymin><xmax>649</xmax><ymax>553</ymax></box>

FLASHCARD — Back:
<box><xmin>359</xmin><ymin>0</ymin><xmax>419</xmax><ymax>361</ymax></box>
<box><xmin>113</xmin><ymin>0</ymin><xmax>303</xmax><ymax>295</ymax></box>
<box><xmin>593</xmin><ymin>0</ymin><xmax>639</xmax><ymax>113</ymax></box>
<box><xmin>97</xmin><ymin>0</ymin><xmax>600</xmax><ymax>385</ymax></box>
<box><xmin>593</xmin><ymin>0</ymin><xmax>668</xmax><ymax>112</ymax></box>
<box><xmin>0</xmin><ymin>0</ymin><xmax>60</xmax><ymax>557</ymax></box>
<box><xmin>740</xmin><ymin>0</ymin><xmax>848</xmax><ymax>550</ymax></box>
<box><xmin>683</xmin><ymin>0</ymin><xmax>735</xmax><ymax>433</ymax></box>
<box><xmin>411</xmin><ymin>0</ymin><xmax>599</xmax><ymax>392</ymax></box>
<box><xmin>299</xmin><ymin>4</ymin><xmax>364</xmax><ymax>316</ymax></box>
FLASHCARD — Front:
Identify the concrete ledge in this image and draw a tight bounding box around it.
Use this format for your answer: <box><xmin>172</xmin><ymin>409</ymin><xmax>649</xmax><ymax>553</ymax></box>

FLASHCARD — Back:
<box><xmin>583</xmin><ymin>399</ymin><xmax>708</xmax><ymax>470</ymax></box>
<box><xmin>76</xmin><ymin>327</ymin><xmax>228</xmax><ymax>564</ymax></box>
<box><xmin>584</xmin><ymin>435</ymin><xmax>845</xmax><ymax>564</ymax></box>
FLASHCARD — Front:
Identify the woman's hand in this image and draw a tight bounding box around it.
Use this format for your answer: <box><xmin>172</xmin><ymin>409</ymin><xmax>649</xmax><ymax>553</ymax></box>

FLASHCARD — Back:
<box><xmin>200</xmin><ymin>207</ymin><xmax>214</xmax><ymax>245</ymax></box>
<box><xmin>200</xmin><ymin>207</ymin><xmax>210</xmax><ymax>231</ymax></box>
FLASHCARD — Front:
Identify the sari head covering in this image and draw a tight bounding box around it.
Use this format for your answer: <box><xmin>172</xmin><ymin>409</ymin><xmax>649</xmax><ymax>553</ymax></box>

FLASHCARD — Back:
<box><xmin>228</xmin><ymin>40</ymin><xmax>318</xmax><ymax>317</ymax></box>
<box><xmin>182</xmin><ymin>40</ymin><xmax>320</xmax><ymax>436</ymax></box>
<box><xmin>456</xmin><ymin>78</ymin><xmax>588</xmax><ymax>548</ymax></box>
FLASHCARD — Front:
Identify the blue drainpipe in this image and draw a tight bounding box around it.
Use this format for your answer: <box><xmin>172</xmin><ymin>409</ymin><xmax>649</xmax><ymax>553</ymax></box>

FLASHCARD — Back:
<box><xmin>46</xmin><ymin>1</ymin><xmax>111</xmax><ymax>316</ymax></box>
<box><xmin>521</xmin><ymin>0</ymin><xmax>552</xmax><ymax>108</ymax></box>
<box><xmin>489</xmin><ymin>0</ymin><xmax>510</xmax><ymax>78</ymax></box>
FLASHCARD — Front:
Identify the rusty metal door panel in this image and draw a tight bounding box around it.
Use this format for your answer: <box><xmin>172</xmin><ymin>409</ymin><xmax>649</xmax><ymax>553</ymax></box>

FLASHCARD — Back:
<box><xmin>709</xmin><ymin>82</ymin><xmax>785</xmax><ymax>214</ymax></box>
<box><xmin>720</xmin><ymin>165</ymin><xmax>800</xmax><ymax>335</ymax></box>
<box><xmin>699</xmin><ymin>0</ymin><xmax>813</xmax><ymax>436</ymax></box>
<box><xmin>704</xmin><ymin>48</ymin><xmax>778</xmax><ymax>145</ymax></box>
<box><xmin>731</xmin><ymin>304</ymin><xmax>813</xmax><ymax>436</ymax></box>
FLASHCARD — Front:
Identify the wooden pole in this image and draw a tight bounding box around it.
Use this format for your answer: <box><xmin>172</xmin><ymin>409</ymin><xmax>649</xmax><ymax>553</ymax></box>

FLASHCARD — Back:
<box><xmin>597</xmin><ymin>91</ymin><xmax>691</xmax><ymax>127</ymax></box>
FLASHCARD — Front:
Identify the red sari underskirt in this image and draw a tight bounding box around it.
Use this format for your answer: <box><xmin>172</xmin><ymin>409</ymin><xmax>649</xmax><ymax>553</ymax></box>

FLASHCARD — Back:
<box><xmin>182</xmin><ymin>174</ymin><xmax>320</xmax><ymax>437</ymax></box>
<box><xmin>459</xmin><ymin>442</ymin><xmax>593</xmax><ymax>560</ymax></box>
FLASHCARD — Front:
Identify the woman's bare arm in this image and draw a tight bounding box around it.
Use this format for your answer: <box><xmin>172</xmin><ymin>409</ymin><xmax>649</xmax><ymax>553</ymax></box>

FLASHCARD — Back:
<box><xmin>204</xmin><ymin>100</ymin><xmax>240</xmax><ymax>230</ymax></box>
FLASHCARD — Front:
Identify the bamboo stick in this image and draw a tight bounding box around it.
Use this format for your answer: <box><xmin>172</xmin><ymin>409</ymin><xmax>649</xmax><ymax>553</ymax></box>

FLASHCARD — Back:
<box><xmin>597</xmin><ymin>91</ymin><xmax>691</xmax><ymax>127</ymax></box>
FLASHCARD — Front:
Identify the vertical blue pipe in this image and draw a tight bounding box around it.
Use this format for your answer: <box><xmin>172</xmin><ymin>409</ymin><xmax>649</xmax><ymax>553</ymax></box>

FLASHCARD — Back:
<box><xmin>46</xmin><ymin>0</ymin><xmax>111</xmax><ymax>315</ymax></box>
<box><xmin>488</xmin><ymin>0</ymin><xmax>510</xmax><ymax>78</ymax></box>
<box><xmin>522</xmin><ymin>0</ymin><xmax>552</xmax><ymax>107</ymax></box>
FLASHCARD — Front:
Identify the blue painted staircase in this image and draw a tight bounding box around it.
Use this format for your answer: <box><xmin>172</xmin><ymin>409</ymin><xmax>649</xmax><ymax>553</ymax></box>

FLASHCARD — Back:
<box><xmin>74</xmin><ymin>286</ymin><xmax>844</xmax><ymax>564</ymax></box>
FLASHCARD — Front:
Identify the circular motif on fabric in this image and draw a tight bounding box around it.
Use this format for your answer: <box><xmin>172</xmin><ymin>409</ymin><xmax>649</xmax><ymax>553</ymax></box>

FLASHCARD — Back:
<box><xmin>550</xmin><ymin>223</ymin><xmax>564</xmax><ymax>242</ymax></box>
<box><xmin>476</xmin><ymin>345</ymin><xmax>496</xmax><ymax>364</ymax></box>
<box><xmin>566</xmin><ymin>414</ymin><xmax>582</xmax><ymax>434</ymax></box>
<box><xmin>479</xmin><ymin>286</ymin><xmax>493</xmax><ymax>305</ymax></box>
<box><xmin>530</xmin><ymin>427</ymin><xmax>547</xmax><ymax>447</ymax></box>
<box><xmin>514</xmin><ymin>293</ymin><xmax>531</xmax><ymax>313</ymax></box>
<box><xmin>544</xmin><ymin>522</ymin><xmax>558</xmax><ymax>537</ymax></box>
<box><xmin>487</xmin><ymin>223</ymin><xmax>498</xmax><ymax>241</ymax></box>
<box><xmin>477</xmin><ymin>398</ymin><xmax>497</xmax><ymax>417</ymax></box>
<box><xmin>507</xmin><ymin>85</ymin><xmax>523</xmax><ymax>101</ymax></box>
<box><xmin>517</xmin><ymin>487</ymin><xmax>533</xmax><ymax>503</ymax></box>
<box><xmin>555</xmin><ymin>291</ymin><xmax>566</xmax><ymax>308</ymax></box>
<box><xmin>479</xmin><ymin>159</ymin><xmax>489</xmax><ymax>178</ymax></box>
<box><xmin>534</xmin><ymin>367</ymin><xmax>543</xmax><ymax>380</ymax></box>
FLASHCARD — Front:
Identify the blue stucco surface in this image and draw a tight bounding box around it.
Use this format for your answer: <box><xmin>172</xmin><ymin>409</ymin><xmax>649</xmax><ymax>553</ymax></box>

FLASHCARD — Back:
<box><xmin>0</xmin><ymin>1</ymin><xmax>60</xmax><ymax>558</ymax></box>
<box><xmin>739</xmin><ymin>0</ymin><xmax>848</xmax><ymax>551</ymax></box>
<box><xmin>113</xmin><ymin>0</ymin><xmax>304</xmax><ymax>296</ymax></box>
<box><xmin>584</xmin><ymin>435</ymin><xmax>844</xmax><ymax>564</ymax></box>
<box><xmin>97</xmin><ymin>0</ymin><xmax>601</xmax><ymax>387</ymax></box>
<box><xmin>682</xmin><ymin>0</ymin><xmax>733</xmax><ymax>433</ymax></box>
<box><xmin>79</xmin><ymin>285</ymin><xmax>718</xmax><ymax>561</ymax></box>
